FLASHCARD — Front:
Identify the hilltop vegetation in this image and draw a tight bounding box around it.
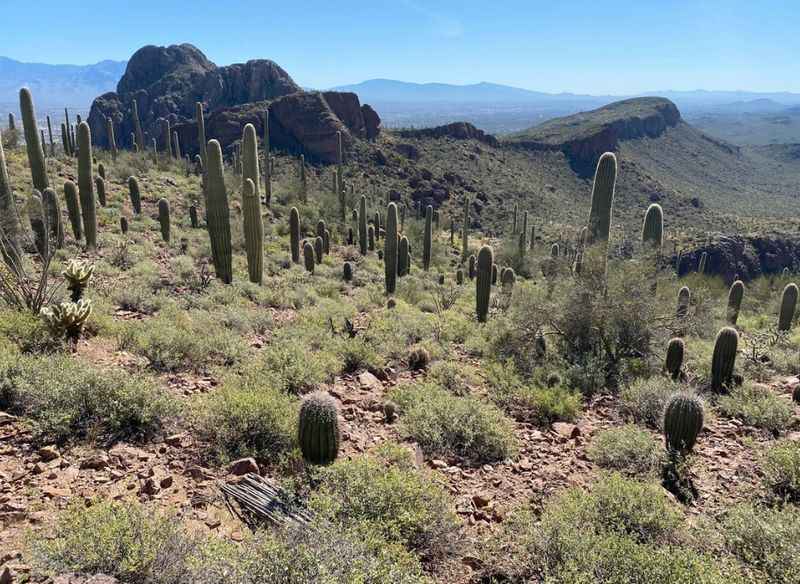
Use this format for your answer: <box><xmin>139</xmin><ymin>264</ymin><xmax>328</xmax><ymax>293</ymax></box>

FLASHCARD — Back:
<box><xmin>2</xmin><ymin>86</ymin><xmax>800</xmax><ymax>584</ymax></box>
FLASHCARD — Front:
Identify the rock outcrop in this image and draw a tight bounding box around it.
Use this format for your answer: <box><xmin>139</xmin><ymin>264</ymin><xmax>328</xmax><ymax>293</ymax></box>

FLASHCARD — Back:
<box><xmin>507</xmin><ymin>97</ymin><xmax>684</xmax><ymax>175</ymax></box>
<box><xmin>88</xmin><ymin>44</ymin><xmax>380</xmax><ymax>163</ymax></box>
<box><xmin>397</xmin><ymin>122</ymin><xmax>497</xmax><ymax>146</ymax></box>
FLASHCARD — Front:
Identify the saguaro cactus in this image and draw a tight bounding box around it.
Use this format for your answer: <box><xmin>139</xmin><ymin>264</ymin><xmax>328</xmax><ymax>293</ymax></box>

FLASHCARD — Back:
<box><xmin>779</xmin><ymin>283</ymin><xmax>798</xmax><ymax>331</ymax></box>
<box><xmin>205</xmin><ymin>140</ymin><xmax>233</xmax><ymax>283</ymax></box>
<box><xmin>106</xmin><ymin>116</ymin><xmax>117</xmax><ymax>160</ymax></box>
<box><xmin>19</xmin><ymin>88</ymin><xmax>49</xmax><ymax>192</ymax></box>
<box><xmin>727</xmin><ymin>280</ymin><xmax>744</xmax><ymax>325</ymax></box>
<box><xmin>468</xmin><ymin>254</ymin><xmax>476</xmax><ymax>279</ymax></box>
<box><xmin>368</xmin><ymin>225</ymin><xmax>375</xmax><ymax>251</ymax></box>
<box><xmin>95</xmin><ymin>177</ymin><xmax>107</xmax><ymax>207</ymax></box>
<box><xmin>160</xmin><ymin>118</ymin><xmax>172</xmax><ymax>157</ymax></box>
<box><xmin>46</xmin><ymin>115</ymin><xmax>54</xmax><ymax>156</ymax></box>
<box><xmin>241</xmin><ymin>124</ymin><xmax>260</xmax><ymax>200</ymax></box>
<box><xmin>358</xmin><ymin>196</ymin><xmax>368</xmax><ymax>255</ymax></box>
<box><xmin>128</xmin><ymin>176</ymin><xmax>141</xmax><ymax>215</ymax></box>
<box><xmin>41</xmin><ymin>188</ymin><xmax>64</xmax><ymax>249</ymax></box>
<box><xmin>263</xmin><ymin>108</ymin><xmax>272</xmax><ymax>206</ymax></box>
<box><xmin>0</xmin><ymin>131</ymin><xmax>23</xmax><ymax>269</ymax></box>
<box><xmin>676</xmin><ymin>286</ymin><xmax>691</xmax><ymax>319</ymax></box>
<box><xmin>289</xmin><ymin>207</ymin><xmax>301</xmax><ymax>264</ymax></box>
<box><xmin>711</xmin><ymin>326</ymin><xmax>738</xmax><ymax>392</ymax></box>
<box><xmin>398</xmin><ymin>236</ymin><xmax>410</xmax><ymax>277</ymax></box>
<box><xmin>303</xmin><ymin>241</ymin><xmax>315</xmax><ymax>273</ymax></box>
<box><xmin>76</xmin><ymin>123</ymin><xmax>97</xmax><ymax>249</ymax></box>
<box><xmin>476</xmin><ymin>245</ymin><xmax>493</xmax><ymax>323</ymax></box>
<box><xmin>641</xmin><ymin>203</ymin><xmax>663</xmax><ymax>248</ymax></box>
<box><xmin>698</xmin><ymin>252</ymin><xmax>708</xmax><ymax>274</ymax></box>
<box><xmin>157</xmin><ymin>198</ymin><xmax>170</xmax><ymax>242</ymax></box>
<box><xmin>7</xmin><ymin>113</ymin><xmax>15</xmax><ymax>130</ymax></box>
<box><xmin>242</xmin><ymin>178</ymin><xmax>263</xmax><ymax>284</ymax></box>
<box><xmin>132</xmin><ymin>100</ymin><xmax>145</xmax><ymax>151</ymax></box>
<box><xmin>172</xmin><ymin>131</ymin><xmax>181</xmax><ymax>160</ymax></box>
<box><xmin>586</xmin><ymin>152</ymin><xmax>617</xmax><ymax>247</ymax></box>
<box><xmin>343</xmin><ymin>262</ymin><xmax>353</xmax><ymax>281</ymax></box>
<box><xmin>664</xmin><ymin>393</ymin><xmax>704</xmax><ymax>454</ymax></box>
<box><xmin>461</xmin><ymin>196</ymin><xmax>470</xmax><ymax>262</ymax></box>
<box><xmin>63</xmin><ymin>181</ymin><xmax>82</xmax><ymax>240</ymax></box>
<box><xmin>385</xmin><ymin>203</ymin><xmax>399</xmax><ymax>294</ymax></box>
<box><xmin>665</xmin><ymin>338</ymin><xmax>685</xmax><ymax>380</ymax></box>
<box><xmin>423</xmin><ymin>205</ymin><xmax>433</xmax><ymax>270</ymax></box>
<box><xmin>511</xmin><ymin>203</ymin><xmax>518</xmax><ymax>234</ymax></box>
<box><xmin>299</xmin><ymin>154</ymin><xmax>307</xmax><ymax>202</ymax></box>
<box><xmin>501</xmin><ymin>267</ymin><xmax>516</xmax><ymax>292</ymax></box>
<box><xmin>298</xmin><ymin>391</ymin><xmax>340</xmax><ymax>465</ymax></box>
<box><xmin>27</xmin><ymin>192</ymin><xmax>48</xmax><ymax>258</ymax></box>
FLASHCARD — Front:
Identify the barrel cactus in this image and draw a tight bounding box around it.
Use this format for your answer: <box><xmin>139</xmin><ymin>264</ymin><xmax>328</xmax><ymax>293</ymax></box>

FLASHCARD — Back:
<box><xmin>343</xmin><ymin>262</ymin><xmax>353</xmax><ymax>282</ymax></box>
<box><xmin>779</xmin><ymin>283</ymin><xmax>798</xmax><ymax>331</ymax></box>
<box><xmin>205</xmin><ymin>140</ymin><xmax>232</xmax><ymax>283</ymax></box>
<box><xmin>157</xmin><ymin>198</ymin><xmax>171</xmax><ymax>242</ymax></box>
<box><xmin>468</xmin><ymin>254</ymin><xmax>476</xmax><ymax>279</ymax></box>
<box><xmin>727</xmin><ymin>280</ymin><xmax>745</xmax><ymax>325</ymax></box>
<box><xmin>76</xmin><ymin>123</ymin><xmax>97</xmax><ymax>249</ymax></box>
<box><xmin>385</xmin><ymin>203</ymin><xmax>398</xmax><ymax>294</ymax></box>
<box><xmin>289</xmin><ymin>207</ymin><xmax>301</xmax><ymax>263</ymax></box>
<box><xmin>711</xmin><ymin>326</ymin><xmax>738</xmax><ymax>392</ymax></box>
<box><xmin>476</xmin><ymin>245</ymin><xmax>493</xmax><ymax>323</ymax></box>
<box><xmin>298</xmin><ymin>391</ymin><xmax>340</xmax><ymax>465</ymax></box>
<box><xmin>665</xmin><ymin>337</ymin><xmax>685</xmax><ymax>380</ymax></box>
<box><xmin>664</xmin><ymin>393</ymin><xmax>704</xmax><ymax>454</ymax></box>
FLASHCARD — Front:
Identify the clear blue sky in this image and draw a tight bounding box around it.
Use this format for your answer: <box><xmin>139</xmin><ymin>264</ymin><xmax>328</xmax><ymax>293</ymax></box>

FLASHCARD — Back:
<box><xmin>3</xmin><ymin>0</ymin><xmax>797</xmax><ymax>93</ymax></box>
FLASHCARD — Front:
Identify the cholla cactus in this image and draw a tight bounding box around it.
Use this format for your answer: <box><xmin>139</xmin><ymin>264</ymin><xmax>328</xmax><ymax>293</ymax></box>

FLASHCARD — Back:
<box><xmin>62</xmin><ymin>259</ymin><xmax>95</xmax><ymax>301</ymax></box>
<box><xmin>41</xmin><ymin>299</ymin><xmax>92</xmax><ymax>344</ymax></box>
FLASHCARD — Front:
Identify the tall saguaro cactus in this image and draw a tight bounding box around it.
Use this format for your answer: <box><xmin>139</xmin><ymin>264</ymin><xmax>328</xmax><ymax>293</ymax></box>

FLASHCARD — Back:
<box><xmin>461</xmin><ymin>196</ymin><xmax>469</xmax><ymax>262</ymax></box>
<box><xmin>727</xmin><ymin>280</ymin><xmax>744</xmax><ymax>325</ymax></box>
<box><xmin>385</xmin><ymin>203</ymin><xmax>399</xmax><ymax>294</ymax></box>
<box><xmin>106</xmin><ymin>116</ymin><xmax>117</xmax><ymax>160</ymax></box>
<box><xmin>336</xmin><ymin>131</ymin><xmax>346</xmax><ymax>221</ymax></box>
<box><xmin>263</xmin><ymin>108</ymin><xmax>272</xmax><ymax>206</ymax></box>
<box><xmin>205</xmin><ymin>140</ymin><xmax>232</xmax><ymax>283</ymax></box>
<box><xmin>476</xmin><ymin>245</ymin><xmax>493</xmax><ymax>323</ymax></box>
<box><xmin>0</xmin><ymin>132</ymin><xmax>23</xmax><ymax>270</ymax></box>
<box><xmin>289</xmin><ymin>207</ymin><xmax>301</xmax><ymax>263</ymax></box>
<box><xmin>586</xmin><ymin>152</ymin><xmax>617</xmax><ymax>246</ymax></box>
<box><xmin>641</xmin><ymin>203</ymin><xmax>663</xmax><ymax>248</ymax></box>
<box><xmin>241</xmin><ymin>124</ymin><xmax>260</xmax><ymax>200</ymax></box>
<box><xmin>711</xmin><ymin>326</ymin><xmax>738</xmax><ymax>392</ymax></box>
<box><xmin>423</xmin><ymin>205</ymin><xmax>433</xmax><ymax>270</ymax></box>
<box><xmin>132</xmin><ymin>100</ymin><xmax>145</xmax><ymax>152</ymax></box>
<box><xmin>46</xmin><ymin>115</ymin><xmax>55</xmax><ymax>156</ymax></box>
<box><xmin>299</xmin><ymin>154</ymin><xmax>307</xmax><ymax>202</ymax></box>
<box><xmin>779</xmin><ymin>283</ymin><xmax>798</xmax><ymax>331</ymax></box>
<box><xmin>158</xmin><ymin>198</ymin><xmax>171</xmax><ymax>242</ymax></box>
<box><xmin>242</xmin><ymin>178</ymin><xmax>264</xmax><ymax>284</ymax></box>
<box><xmin>358</xmin><ymin>195</ymin><xmax>368</xmax><ymax>255</ymax></box>
<box><xmin>19</xmin><ymin>88</ymin><xmax>49</xmax><ymax>192</ymax></box>
<box><xmin>161</xmin><ymin>118</ymin><xmax>172</xmax><ymax>158</ymax></box>
<box><xmin>76</xmin><ymin>123</ymin><xmax>97</xmax><ymax>249</ymax></box>
<box><xmin>128</xmin><ymin>176</ymin><xmax>142</xmax><ymax>215</ymax></box>
<box><xmin>195</xmin><ymin>102</ymin><xmax>207</xmax><ymax>199</ymax></box>
<box><xmin>63</xmin><ymin>181</ymin><xmax>82</xmax><ymax>240</ymax></box>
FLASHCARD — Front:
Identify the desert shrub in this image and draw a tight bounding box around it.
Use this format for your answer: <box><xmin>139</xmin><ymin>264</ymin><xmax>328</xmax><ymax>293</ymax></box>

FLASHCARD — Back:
<box><xmin>762</xmin><ymin>440</ymin><xmax>800</xmax><ymax>501</ymax></box>
<box><xmin>588</xmin><ymin>425</ymin><xmax>665</xmax><ymax>475</ymax></box>
<box><xmin>118</xmin><ymin>307</ymin><xmax>248</xmax><ymax>372</ymax></box>
<box><xmin>193</xmin><ymin>380</ymin><xmax>298</xmax><ymax>464</ymax></box>
<box><xmin>27</xmin><ymin>500</ymin><xmax>199</xmax><ymax>584</ymax></box>
<box><xmin>390</xmin><ymin>382</ymin><xmax>517</xmax><ymax>464</ymax></box>
<box><xmin>481</xmin><ymin>473</ymin><xmax>739</xmax><ymax>583</ymax></box>
<box><xmin>0</xmin><ymin>354</ymin><xmax>172</xmax><ymax>444</ymax></box>
<box><xmin>717</xmin><ymin>383</ymin><xmax>793</xmax><ymax>434</ymax></box>
<box><xmin>716</xmin><ymin>503</ymin><xmax>800</xmax><ymax>584</ymax></box>
<box><xmin>428</xmin><ymin>360</ymin><xmax>478</xmax><ymax>395</ymax></box>
<box><xmin>251</xmin><ymin>338</ymin><xmax>337</xmax><ymax>393</ymax></box>
<box><xmin>334</xmin><ymin>334</ymin><xmax>382</xmax><ymax>374</ymax></box>
<box><xmin>0</xmin><ymin>308</ymin><xmax>62</xmax><ymax>352</ymax></box>
<box><xmin>620</xmin><ymin>377</ymin><xmax>683</xmax><ymax>429</ymax></box>
<box><xmin>310</xmin><ymin>443</ymin><xmax>460</xmax><ymax>560</ymax></box>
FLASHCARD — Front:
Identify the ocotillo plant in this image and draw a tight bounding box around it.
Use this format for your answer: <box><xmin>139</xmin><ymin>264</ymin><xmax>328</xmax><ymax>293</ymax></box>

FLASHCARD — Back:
<box><xmin>63</xmin><ymin>181</ymin><xmax>82</xmax><ymax>240</ymax></box>
<box><xmin>298</xmin><ymin>391</ymin><xmax>340</xmax><ymax>465</ymax></box>
<box><xmin>241</xmin><ymin>124</ymin><xmax>260</xmax><ymax>200</ymax></box>
<box><xmin>385</xmin><ymin>203</ymin><xmax>399</xmax><ymax>294</ymax></box>
<box><xmin>0</xmin><ymin>132</ymin><xmax>23</xmax><ymax>269</ymax></box>
<box><xmin>461</xmin><ymin>196</ymin><xmax>470</xmax><ymax>262</ymax></box>
<box><xmin>711</xmin><ymin>326</ymin><xmax>738</xmax><ymax>392</ymax></box>
<box><xmin>303</xmin><ymin>241</ymin><xmax>315</xmax><ymax>273</ymax></box>
<box><xmin>76</xmin><ymin>123</ymin><xmax>97</xmax><ymax>249</ymax></box>
<box><xmin>95</xmin><ymin>177</ymin><xmax>107</xmax><ymax>207</ymax></box>
<box><xmin>665</xmin><ymin>338</ymin><xmax>685</xmax><ymax>380</ymax></box>
<box><xmin>641</xmin><ymin>203</ymin><xmax>664</xmax><ymax>248</ymax></box>
<box><xmin>133</xmin><ymin>100</ymin><xmax>145</xmax><ymax>152</ymax></box>
<box><xmin>158</xmin><ymin>198</ymin><xmax>171</xmax><ymax>242</ymax></box>
<box><xmin>727</xmin><ymin>280</ymin><xmax>744</xmax><ymax>325</ymax></box>
<box><xmin>106</xmin><ymin>116</ymin><xmax>117</xmax><ymax>161</ymax></box>
<box><xmin>358</xmin><ymin>196</ymin><xmax>368</xmax><ymax>255</ymax></box>
<box><xmin>289</xmin><ymin>207</ymin><xmax>301</xmax><ymax>263</ymax></box>
<box><xmin>242</xmin><ymin>178</ymin><xmax>263</xmax><ymax>284</ymax></box>
<box><xmin>128</xmin><ymin>176</ymin><xmax>141</xmax><ymax>215</ymax></box>
<box><xmin>19</xmin><ymin>88</ymin><xmax>49</xmax><ymax>192</ymax></box>
<box><xmin>476</xmin><ymin>245</ymin><xmax>493</xmax><ymax>322</ymax></box>
<box><xmin>423</xmin><ymin>205</ymin><xmax>433</xmax><ymax>270</ymax></box>
<box><xmin>664</xmin><ymin>393</ymin><xmax>704</xmax><ymax>454</ymax></box>
<box><xmin>205</xmin><ymin>140</ymin><xmax>233</xmax><ymax>283</ymax></box>
<box><xmin>586</xmin><ymin>152</ymin><xmax>617</xmax><ymax>246</ymax></box>
<box><xmin>779</xmin><ymin>282</ymin><xmax>798</xmax><ymax>331</ymax></box>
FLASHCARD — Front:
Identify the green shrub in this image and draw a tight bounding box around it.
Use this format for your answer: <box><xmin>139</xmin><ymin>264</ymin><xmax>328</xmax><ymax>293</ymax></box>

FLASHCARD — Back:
<box><xmin>481</xmin><ymin>473</ymin><xmax>740</xmax><ymax>583</ymax></box>
<box><xmin>27</xmin><ymin>500</ymin><xmax>198</xmax><ymax>584</ymax></box>
<box><xmin>588</xmin><ymin>425</ymin><xmax>665</xmax><ymax>475</ymax></box>
<box><xmin>762</xmin><ymin>440</ymin><xmax>800</xmax><ymax>501</ymax></box>
<box><xmin>620</xmin><ymin>377</ymin><xmax>682</xmax><ymax>429</ymax></box>
<box><xmin>428</xmin><ymin>360</ymin><xmax>478</xmax><ymax>395</ymax></box>
<box><xmin>253</xmin><ymin>338</ymin><xmax>337</xmax><ymax>393</ymax></box>
<box><xmin>310</xmin><ymin>443</ymin><xmax>459</xmax><ymax>559</ymax></box>
<box><xmin>717</xmin><ymin>383</ymin><xmax>793</xmax><ymax>433</ymax></box>
<box><xmin>716</xmin><ymin>503</ymin><xmax>800</xmax><ymax>584</ymax></box>
<box><xmin>0</xmin><ymin>308</ymin><xmax>62</xmax><ymax>352</ymax></box>
<box><xmin>390</xmin><ymin>382</ymin><xmax>517</xmax><ymax>464</ymax></box>
<box><xmin>0</xmin><ymin>354</ymin><xmax>172</xmax><ymax>444</ymax></box>
<box><xmin>193</xmin><ymin>380</ymin><xmax>298</xmax><ymax>464</ymax></box>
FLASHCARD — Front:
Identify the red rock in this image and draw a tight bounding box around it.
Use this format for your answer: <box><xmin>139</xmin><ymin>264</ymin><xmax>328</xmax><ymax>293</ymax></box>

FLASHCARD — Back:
<box><xmin>37</xmin><ymin>446</ymin><xmax>59</xmax><ymax>462</ymax></box>
<box><xmin>357</xmin><ymin>371</ymin><xmax>382</xmax><ymax>391</ymax></box>
<box><xmin>228</xmin><ymin>458</ymin><xmax>259</xmax><ymax>476</ymax></box>
<box><xmin>552</xmin><ymin>422</ymin><xmax>580</xmax><ymax>439</ymax></box>
<box><xmin>79</xmin><ymin>454</ymin><xmax>109</xmax><ymax>470</ymax></box>
<box><xmin>472</xmin><ymin>492</ymin><xmax>493</xmax><ymax>508</ymax></box>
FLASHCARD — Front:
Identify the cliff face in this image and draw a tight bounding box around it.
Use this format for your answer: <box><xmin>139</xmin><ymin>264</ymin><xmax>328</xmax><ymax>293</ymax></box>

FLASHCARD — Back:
<box><xmin>507</xmin><ymin>97</ymin><xmax>683</xmax><ymax>175</ymax></box>
<box><xmin>88</xmin><ymin>44</ymin><xmax>380</xmax><ymax>163</ymax></box>
<box><xmin>397</xmin><ymin>122</ymin><xmax>498</xmax><ymax>146</ymax></box>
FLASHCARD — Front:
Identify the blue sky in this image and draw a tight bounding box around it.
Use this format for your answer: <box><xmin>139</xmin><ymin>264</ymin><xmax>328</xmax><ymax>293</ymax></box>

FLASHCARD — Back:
<box><xmin>2</xmin><ymin>0</ymin><xmax>797</xmax><ymax>93</ymax></box>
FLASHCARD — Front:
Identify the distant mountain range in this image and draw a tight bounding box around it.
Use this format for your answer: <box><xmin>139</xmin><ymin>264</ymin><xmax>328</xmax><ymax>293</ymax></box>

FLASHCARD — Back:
<box><xmin>0</xmin><ymin>56</ymin><xmax>127</xmax><ymax>113</ymax></box>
